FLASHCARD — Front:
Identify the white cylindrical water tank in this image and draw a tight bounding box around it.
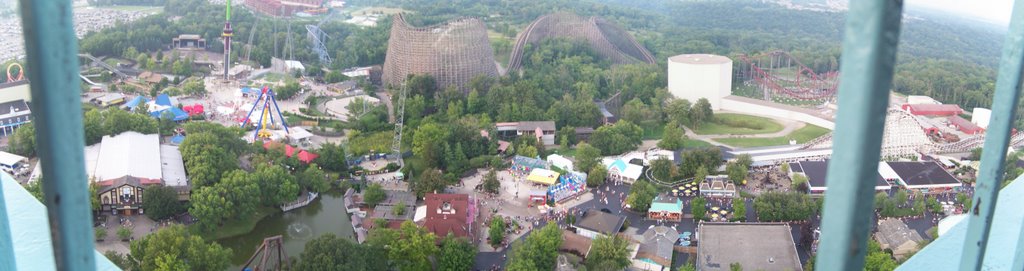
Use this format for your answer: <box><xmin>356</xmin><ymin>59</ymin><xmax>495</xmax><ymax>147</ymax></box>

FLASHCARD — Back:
<box><xmin>667</xmin><ymin>54</ymin><xmax>733</xmax><ymax>110</ymax></box>
<box><xmin>972</xmin><ymin>108</ymin><xmax>991</xmax><ymax>129</ymax></box>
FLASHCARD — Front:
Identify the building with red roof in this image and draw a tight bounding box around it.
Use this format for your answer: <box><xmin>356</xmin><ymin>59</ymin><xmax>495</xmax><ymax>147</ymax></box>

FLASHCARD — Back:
<box><xmin>901</xmin><ymin>104</ymin><xmax>963</xmax><ymax>116</ymax></box>
<box><xmin>947</xmin><ymin>116</ymin><xmax>984</xmax><ymax>134</ymax></box>
<box><xmin>422</xmin><ymin>193</ymin><xmax>477</xmax><ymax>240</ymax></box>
<box><xmin>262</xmin><ymin>141</ymin><xmax>319</xmax><ymax>164</ymax></box>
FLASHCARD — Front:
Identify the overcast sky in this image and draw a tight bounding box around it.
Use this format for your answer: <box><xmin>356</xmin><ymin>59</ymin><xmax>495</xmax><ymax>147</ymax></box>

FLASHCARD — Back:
<box><xmin>906</xmin><ymin>0</ymin><xmax>1014</xmax><ymax>25</ymax></box>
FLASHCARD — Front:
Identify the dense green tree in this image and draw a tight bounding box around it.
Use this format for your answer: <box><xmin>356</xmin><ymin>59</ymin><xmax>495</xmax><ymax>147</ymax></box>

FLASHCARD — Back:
<box><xmin>253</xmin><ymin>164</ymin><xmax>300</xmax><ymax>206</ymax></box>
<box><xmin>314</xmin><ymin>143</ymin><xmax>349</xmax><ymax>174</ymax></box>
<box><xmin>488</xmin><ymin>216</ymin><xmax>506</xmax><ymax>248</ymax></box>
<box><xmin>694</xmin><ymin>165</ymin><xmax>709</xmax><ymax>182</ymax></box>
<box><xmin>753</xmin><ymin>191</ymin><xmax>817</xmax><ymax>222</ymax></box>
<box><xmin>575</xmin><ymin>142</ymin><xmax>602</xmax><ymax>173</ymax></box>
<box><xmin>791</xmin><ymin>174</ymin><xmax>809</xmax><ymax>192</ymax></box>
<box><xmin>665</xmin><ymin>99</ymin><xmax>692</xmax><ymax>126</ymax></box>
<box><xmin>412</xmin><ymin>122</ymin><xmax>449</xmax><ymax>168</ymax></box>
<box><xmin>626</xmin><ymin>180</ymin><xmax>659</xmax><ymax>212</ymax></box>
<box><xmin>300</xmin><ymin>164</ymin><xmax>330</xmax><ymax>193</ymax></box>
<box><xmin>864</xmin><ymin>239</ymin><xmax>899</xmax><ymax>271</ymax></box>
<box><xmin>439</xmin><ymin>234</ymin><xmax>477</xmax><ymax>271</ymax></box>
<box><xmin>412</xmin><ymin>168</ymin><xmax>447</xmax><ymax>198</ymax></box>
<box><xmin>179</xmin><ymin>123</ymin><xmax>245</xmax><ymax>187</ymax></box>
<box><xmin>678</xmin><ymin>148</ymin><xmax>723</xmax><ymax>178</ymax></box>
<box><xmin>726</xmin><ymin>162</ymin><xmax>748</xmax><ymax>184</ymax></box>
<box><xmin>127</xmin><ymin>225</ymin><xmax>231</xmax><ymax>271</ymax></box>
<box><xmin>8</xmin><ymin>123</ymin><xmax>35</xmax><ymax>156</ymax></box>
<box><xmin>482</xmin><ymin>169</ymin><xmax>500</xmax><ymax>194</ymax></box>
<box><xmin>589</xmin><ymin>121</ymin><xmax>643</xmax><ymax>155</ymax></box>
<box><xmin>389</xmin><ymin>221</ymin><xmax>439</xmax><ymax>271</ymax></box>
<box><xmin>732</xmin><ymin>198</ymin><xmax>747</xmax><ymax>221</ymax></box>
<box><xmin>691</xmin><ymin>196</ymin><xmax>707</xmax><ymax>221</ymax></box>
<box><xmin>730</xmin><ymin>262</ymin><xmax>743</xmax><ymax>271</ymax></box>
<box><xmin>651</xmin><ymin>158</ymin><xmax>678</xmax><ymax>182</ymax></box>
<box><xmin>506</xmin><ymin>223</ymin><xmax>563</xmax><ymax>271</ymax></box>
<box><xmin>295</xmin><ymin>233</ymin><xmax>387</xmax><ymax>271</ymax></box>
<box><xmin>689</xmin><ymin>98</ymin><xmax>714</xmax><ymax>128</ymax></box>
<box><xmin>189</xmin><ymin>169</ymin><xmax>260</xmax><ymax>230</ymax></box>
<box><xmin>24</xmin><ymin>179</ymin><xmax>43</xmax><ymax>202</ymax></box>
<box><xmin>142</xmin><ymin>186</ymin><xmax>183</xmax><ymax>220</ymax></box>
<box><xmin>586</xmin><ymin>235</ymin><xmax>632</xmax><ymax>271</ymax></box>
<box><xmin>103</xmin><ymin>250</ymin><xmax>130</xmax><ymax>270</ymax></box>
<box><xmin>657</xmin><ymin>122</ymin><xmax>687</xmax><ymax>150</ymax></box>
<box><xmin>587</xmin><ymin>166</ymin><xmax>608</xmax><ymax>187</ymax></box>
<box><xmin>364</xmin><ymin>183</ymin><xmax>387</xmax><ymax>207</ymax></box>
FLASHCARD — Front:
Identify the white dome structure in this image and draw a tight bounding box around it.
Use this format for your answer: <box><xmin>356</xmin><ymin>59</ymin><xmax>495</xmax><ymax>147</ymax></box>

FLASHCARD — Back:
<box><xmin>667</xmin><ymin>54</ymin><xmax>733</xmax><ymax>110</ymax></box>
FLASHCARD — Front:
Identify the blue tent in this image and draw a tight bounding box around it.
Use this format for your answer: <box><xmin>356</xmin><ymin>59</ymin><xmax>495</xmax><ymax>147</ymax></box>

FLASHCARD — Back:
<box><xmin>124</xmin><ymin>96</ymin><xmax>147</xmax><ymax>110</ymax></box>
<box><xmin>155</xmin><ymin>93</ymin><xmax>173</xmax><ymax>106</ymax></box>
<box><xmin>170</xmin><ymin>134</ymin><xmax>186</xmax><ymax>145</ymax></box>
<box><xmin>151</xmin><ymin>107</ymin><xmax>189</xmax><ymax>121</ymax></box>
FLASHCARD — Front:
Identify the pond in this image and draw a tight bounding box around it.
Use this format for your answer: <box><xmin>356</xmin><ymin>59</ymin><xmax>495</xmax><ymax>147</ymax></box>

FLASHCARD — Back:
<box><xmin>218</xmin><ymin>190</ymin><xmax>354</xmax><ymax>268</ymax></box>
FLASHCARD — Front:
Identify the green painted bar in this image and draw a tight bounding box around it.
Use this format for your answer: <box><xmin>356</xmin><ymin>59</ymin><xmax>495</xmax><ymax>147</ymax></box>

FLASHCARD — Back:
<box><xmin>960</xmin><ymin>0</ymin><xmax>1024</xmax><ymax>269</ymax></box>
<box><xmin>17</xmin><ymin>0</ymin><xmax>96</xmax><ymax>270</ymax></box>
<box><xmin>815</xmin><ymin>0</ymin><xmax>903</xmax><ymax>270</ymax></box>
<box><xmin>0</xmin><ymin>173</ymin><xmax>15</xmax><ymax>270</ymax></box>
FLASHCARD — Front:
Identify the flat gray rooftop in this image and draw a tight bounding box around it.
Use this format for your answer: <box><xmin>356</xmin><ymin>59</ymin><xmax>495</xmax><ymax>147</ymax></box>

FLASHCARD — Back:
<box><xmin>697</xmin><ymin>223</ymin><xmax>802</xmax><ymax>271</ymax></box>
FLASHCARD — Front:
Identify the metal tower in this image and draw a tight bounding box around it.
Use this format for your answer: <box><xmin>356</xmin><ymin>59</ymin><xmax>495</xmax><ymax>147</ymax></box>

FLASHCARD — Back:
<box><xmin>241</xmin><ymin>236</ymin><xmax>290</xmax><ymax>271</ymax></box>
<box><xmin>245</xmin><ymin>19</ymin><xmax>258</xmax><ymax>63</ymax></box>
<box><xmin>306</xmin><ymin>13</ymin><xmax>333</xmax><ymax>65</ymax></box>
<box><xmin>391</xmin><ymin>83</ymin><xmax>407</xmax><ymax>164</ymax></box>
<box><xmin>222</xmin><ymin>0</ymin><xmax>233</xmax><ymax>80</ymax></box>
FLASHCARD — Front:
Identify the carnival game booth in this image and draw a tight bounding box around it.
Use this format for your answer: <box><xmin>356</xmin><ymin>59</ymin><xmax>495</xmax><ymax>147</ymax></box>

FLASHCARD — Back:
<box><xmin>647</xmin><ymin>194</ymin><xmax>683</xmax><ymax>221</ymax></box>
<box><xmin>528</xmin><ymin>189</ymin><xmax>548</xmax><ymax>207</ymax></box>
<box><xmin>527</xmin><ymin>168</ymin><xmax>560</xmax><ymax>186</ymax></box>
<box><xmin>548</xmin><ymin>171</ymin><xmax>588</xmax><ymax>203</ymax></box>
<box><xmin>510</xmin><ymin>155</ymin><xmax>551</xmax><ymax>177</ymax></box>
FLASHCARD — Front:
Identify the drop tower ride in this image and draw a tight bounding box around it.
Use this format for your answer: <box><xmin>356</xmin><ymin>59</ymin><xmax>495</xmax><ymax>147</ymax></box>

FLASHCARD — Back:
<box><xmin>223</xmin><ymin>0</ymin><xmax>233</xmax><ymax>80</ymax></box>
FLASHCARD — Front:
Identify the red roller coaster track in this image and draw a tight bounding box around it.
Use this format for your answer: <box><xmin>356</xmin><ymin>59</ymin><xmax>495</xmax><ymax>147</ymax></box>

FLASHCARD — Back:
<box><xmin>736</xmin><ymin>51</ymin><xmax>839</xmax><ymax>101</ymax></box>
<box><xmin>7</xmin><ymin>63</ymin><xmax>23</xmax><ymax>82</ymax></box>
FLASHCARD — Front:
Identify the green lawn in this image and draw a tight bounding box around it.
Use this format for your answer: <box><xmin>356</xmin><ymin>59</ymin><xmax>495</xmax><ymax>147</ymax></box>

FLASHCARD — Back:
<box><xmin>196</xmin><ymin>206</ymin><xmax>279</xmax><ymax>240</ymax></box>
<box><xmin>692</xmin><ymin>113</ymin><xmax>785</xmax><ymax>135</ymax></box>
<box><xmin>683</xmin><ymin>139</ymin><xmax>714</xmax><ymax>148</ymax></box>
<box><xmin>713</xmin><ymin>124</ymin><xmax>830</xmax><ymax>148</ymax></box>
<box><xmin>348</xmin><ymin>131</ymin><xmax>394</xmax><ymax>156</ymax></box>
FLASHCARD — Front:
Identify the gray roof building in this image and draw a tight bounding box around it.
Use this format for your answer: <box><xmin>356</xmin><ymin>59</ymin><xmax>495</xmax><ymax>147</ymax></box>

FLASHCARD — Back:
<box><xmin>874</xmin><ymin>218</ymin><xmax>925</xmax><ymax>259</ymax></box>
<box><xmin>697</xmin><ymin>223</ymin><xmax>802</xmax><ymax>271</ymax></box>
<box><xmin>636</xmin><ymin>226</ymin><xmax>680</xmax><ymax>267</ymax></box>
<box><xmin>576</xmin><ymin>210</ymin><xmax>626</xmax><ymax>237</ymax></box>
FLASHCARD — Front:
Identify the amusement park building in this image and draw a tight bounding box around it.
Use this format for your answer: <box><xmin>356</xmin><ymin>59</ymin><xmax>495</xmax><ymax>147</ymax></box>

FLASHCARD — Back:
<box><xmin>381</xmin><ymin>14</ymin><xmax>498</xmax><ymax>92</ymax></box>
<box><xmin>901</xmin><ymin>103</ymin><xmax>964</xmax><ymax>116</ymax></box>
<box><xmin>667</xmin><ymin>54</ymin><xmax>732</xmax><ymax>110</ymax></box>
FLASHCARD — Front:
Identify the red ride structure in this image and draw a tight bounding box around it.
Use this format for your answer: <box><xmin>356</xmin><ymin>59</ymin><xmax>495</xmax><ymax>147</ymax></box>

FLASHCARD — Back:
<box><xmin>735</xmin><ymin>51</ymin><xmax>839</xmax><ymax>102</ymax></box>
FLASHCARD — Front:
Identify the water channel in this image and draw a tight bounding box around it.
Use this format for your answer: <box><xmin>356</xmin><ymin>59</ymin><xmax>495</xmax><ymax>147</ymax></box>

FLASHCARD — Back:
<box><xmin>218</xmin><ymin>190</ymin><xmax>354</xmax><ymax>267</ymax></box>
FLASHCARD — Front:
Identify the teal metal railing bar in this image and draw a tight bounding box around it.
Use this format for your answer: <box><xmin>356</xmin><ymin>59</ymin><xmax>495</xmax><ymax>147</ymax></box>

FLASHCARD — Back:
<box><xmin>17</xmin><ymin>0</ymin><xmax>96</xmax><ymax>270</ymax></box>
<box><xmin>961</xmin><ymin>0</ymin><xmax>1024</xmax><ymax>269</ymax></box>
<box><xmin>0</xmin><ymin>172</ymin><xmax>15</xmax><ymax>270</ymax></box>
<box><xmin>815</xmin><ymin>0</ymin><xmax>903</xmax><ymax>270</ymax></box>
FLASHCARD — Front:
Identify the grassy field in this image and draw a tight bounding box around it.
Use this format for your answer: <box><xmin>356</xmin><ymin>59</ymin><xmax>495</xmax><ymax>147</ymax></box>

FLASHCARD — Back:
<box><xmin>683</xmin><ymin>139</ymin><xmax>714</xmax><ymax>148</ymax></box>
<box><xmin>692</xmin><ymin>113</ymin><xmax>785</xmax><ymax>135</ymax></box>
<box><xmin>196</xmin><ymin>206</ymin><xmax>279</xmax><ymax>240</ymax></box>
<box><xmin>348</xmin><ymin>131</ymin><xmax>394</xmax><ymax>156</ymax></box>
<box><xmin>713</xmin><ymin>124</ymin><xmax>830</xmax><ymax>148</ymax></box>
